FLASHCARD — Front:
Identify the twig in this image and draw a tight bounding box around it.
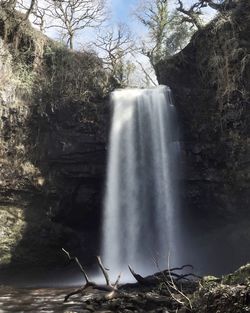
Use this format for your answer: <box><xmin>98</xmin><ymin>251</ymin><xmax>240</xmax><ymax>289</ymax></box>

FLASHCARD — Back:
<box><xmin>62</xmin><ymin>248</ymin><xmax>90</xmax><ymax>284</ymax></box>
<box><xmin>96</xmin><ymin>255</ymin><xmax>110</xmax><ymax>286</ymax></box>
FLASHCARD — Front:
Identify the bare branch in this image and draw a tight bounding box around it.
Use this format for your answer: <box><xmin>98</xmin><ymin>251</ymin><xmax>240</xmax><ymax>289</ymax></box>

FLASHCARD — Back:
<box><xmin>62</xmin><ymin>248</ymin><xmax>90</xmax><ymax>284</ymax></box>
<box><xmin>62</xmin><ymin>251</ymin><xmax>122</xmax><ymax>302</ymax></box>
<box><xmin>176</xmin><ymin>0</ymin><xmax>204</xmax><ymax>30</ymax></box>
<box><xmin>91</xmin><ymin>24</ymin><xmax>135</xmax><ymax>87</ymax></box>
<box><xmin>47</xmin><ymin>0</ymin><xmax>106</xmax><ymax>49</ymax></box>
<box><xmin>135</xmin><ymin>60</ymin><xmax>157</xmax><ymax>86</ymax></box>
<box><xmin>96</xmin><ymin>255</ymin><xmax>111</xmax><ymax>286</ymax></box>
<box><xmin>128</xmin><ymin>265</ymin><xmax>153</xmax><ymax>285</ymax></box>
<box><xmin>134</xmin><ymin>0</ymin><xmax>169</xmax><ymax>65</ymax></box>
<box><xmin>23</xmin><ymin>0</ymin><xmax>35</xmax><ymax>20</ymax></box>
<box><xmin>202</xmin><ymin>0</ymin><xmax>236</xmax><ymax>12</ymax></box>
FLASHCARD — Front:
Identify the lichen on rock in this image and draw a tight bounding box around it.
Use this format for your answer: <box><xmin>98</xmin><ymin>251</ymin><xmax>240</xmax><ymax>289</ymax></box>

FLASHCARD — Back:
<box><xmin>0</xmin><ymin>206</ymin><xmax>26</xmax><ymax>265</ymax></box>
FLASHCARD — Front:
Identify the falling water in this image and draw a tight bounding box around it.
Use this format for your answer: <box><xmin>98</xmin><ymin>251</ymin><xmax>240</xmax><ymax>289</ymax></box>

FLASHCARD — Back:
<box><xmin>102</xmin><ymin>85</ymin><xmax>181</xmax><ymax>278</ymax></box>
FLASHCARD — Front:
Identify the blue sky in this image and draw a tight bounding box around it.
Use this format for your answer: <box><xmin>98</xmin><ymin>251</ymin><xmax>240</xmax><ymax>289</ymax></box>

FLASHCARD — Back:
<box><xmin>34</xmin><ymin>0</ymin><xmax>215</xmax><ymax>45</ymax></box>
<box><xmin>110</xmin><ymin>0</ymin><xmax>215</xmax><ymax>23</ymax></box>
<box><xmin>110</xmin><ymin>0</ymin><xmax>136</xmax><ymax>22</ymax></box>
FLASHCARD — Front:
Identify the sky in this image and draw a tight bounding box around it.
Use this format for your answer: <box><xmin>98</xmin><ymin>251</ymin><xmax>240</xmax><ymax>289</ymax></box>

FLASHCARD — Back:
<box><xmin>109</xmin><ymin>0</ymin><xmax>215</xmax><ymax>23</ymax></box>
<box><xmin>110</xmin><ymin>0</ymin><xmax>136</xmax><ymax>22</ymax></box>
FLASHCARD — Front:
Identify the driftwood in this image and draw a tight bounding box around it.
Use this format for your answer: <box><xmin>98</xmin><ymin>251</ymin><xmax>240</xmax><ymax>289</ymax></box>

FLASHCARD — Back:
<box><xmin>128</xmin><ymin>264</ymin><xmax>201</xmax><ymax>286</ymax></box>
<box><xmin>62</xmin><ymin>248</ymin><xmax>201</xmax><ymax>302</ymax></box>
<box><xmin>62</xmin><ymin>248</ymin><xmax>121</xmax><ymax>302</ymax></box>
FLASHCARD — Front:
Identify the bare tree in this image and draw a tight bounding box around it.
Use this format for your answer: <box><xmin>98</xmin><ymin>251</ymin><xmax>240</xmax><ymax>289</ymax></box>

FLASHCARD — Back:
<box><xmin>135</xmin><ymin>0</ymin><xmax>197</xmax><ymax>65</ymax></box>
<box><xmin>92</xmin><ymin>24</ymin><xmax>135</xmax><ymax>87</ymax></box>
<box><xmin>176</xmin><ymin>0</ymin><xmax>237</xmax><ymax>29</ymax></box>
<box><xmin>1</xmin><ymin>0</ymin><xmax>43</xmax><ymax>26</ymax></box>
<box><xmin>46</xmin><ymin>0</ymin><xmax>106</xmax><ymax>49</ymax></box>
<box><xmin>135</xmin><ymin>59</ymin><xmax>157</xmax><ymax>87</ymax></box>
<box><xmin>2</xmin><ymin>0</ymin><xmax>36</xmax><ymax>20</ymax></box>
<box><xmin>176</xmin><ymin>0</ymin><xmax>206</xmax><ymax>30</ymax></box>
<box><xmin>31</xmin><ymin>1</ymin><xmax>48</xmax><ymax>32</ymax></box>
<box><xmin>23</xmin><ymin>0</ymin><xmax>35</xmax><ymax>20</ymax></box>
<box><xmin>135</xmin><ymin>0</ymin><xmax>169</xmax><ymax>65</ymax></box>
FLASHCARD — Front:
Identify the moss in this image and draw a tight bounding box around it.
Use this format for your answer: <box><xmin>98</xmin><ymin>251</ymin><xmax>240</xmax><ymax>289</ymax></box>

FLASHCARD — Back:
<box><xmin>202</xmin><ymin>275</ymin><xmax>220</xmax><ymax>283</ymax></box>
<box><xmin>222</xmin><ymin>264</ymin><xmax>250</xmax><ymax>285</ymax></box>
<box><xmin>191</xmin><ymin>264</ymin><xmax>250</xmax><ymax>313</ymax></box>
<box><xmin>40</xmin><ymin>45</ymin><xmax>107</xmax><ymax>104</ymax></box>
<box><xmin>192</xmin><ymin>283</ymin><xmax>250</xmax><ymax>313</ymax></box>
<box><xmin>0</xmin><ymin>5</ymin><xmax>109</xmax><ymax>105</ymax></box>
<box><xmin>0</xmin><ymin>206</ymin><xmax>26</xmax><ymax>265</ymax></box>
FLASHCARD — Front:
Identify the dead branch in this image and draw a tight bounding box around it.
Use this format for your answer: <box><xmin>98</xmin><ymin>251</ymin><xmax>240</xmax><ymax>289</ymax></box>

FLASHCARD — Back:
<box><xmin>177</xmin><ymin>0</ymin><xmax>206</xmax><ymax>30</ymax></box>
<box><xmin>135</xmin><ymin>59</ymin><xmax>157</xmax><ymax>87</ymax></box>
<box><xmin>62</xmin><ymin>248</ymin><xmax>97</xmax><ymax>302</ymax></box>
<box><xmin>165</xmin><ymin>256</ymin><xmax>193</xmax><ymax>310</ymax></box>
<box><xmin>96</xmin><ymin>255</ymin><xmax>110</xmax><ymax>286</ymax></box>
<box><xmin>96</xmin><ymin>256</ymin><xmax>122</xmax><ymax>299</ymax></box>
<box><xmin>202</xmin><ymin>0</ymin><xmax>236</xmax><ymax>12</ymax></box>
<box><xmin>64</xmin><ymin>287</ymin><xmax>87</xmax><ymax>302</ymax></box>
<box><xmin>167</xmin><ymin>264</ymin><xmax>194</xmax><ymax>271</ymax></box>
<box><xmin>62</xmin><ymin>249</ymin><xmax>122</xmax><ymax>302</ymax></box>
<box><xmin>128</xmin><ymin>263</ymin><xmax>201</xmax><ymax>288</ymax></box>
<box><xmin>176</xmin><ymin>272</ymin><xmax>202</xmax><ymax>281</ymax></box>
<box><xmin>128</xmin><ymin>265</ymin><xmax>152</xmax><ymax>285</ymax></box>
<box><xmin>62</xmin><ymin>248</ymin><xmax>200</xmax><ymax>305</ymax></box>
<box><xmin>62</xmin><ymin>248</ymin><xmax>90</xmax><ymax>284</ymax></box>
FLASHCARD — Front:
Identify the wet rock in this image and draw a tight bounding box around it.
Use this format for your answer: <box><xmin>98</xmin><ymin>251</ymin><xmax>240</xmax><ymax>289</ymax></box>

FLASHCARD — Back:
<box><xmin>84</xmin><ymin>305</ymin><xmax>95</xmax><ymax>312</ymax></box>
<box><xmin>156</xmin><ymin>0</ymin><xmax>250</xmax><ymax>273</ymax></box>
<box><xmin>222</xmin><ymin>263</ymin><xmax>250</xmax><ymax>285</ymax></box>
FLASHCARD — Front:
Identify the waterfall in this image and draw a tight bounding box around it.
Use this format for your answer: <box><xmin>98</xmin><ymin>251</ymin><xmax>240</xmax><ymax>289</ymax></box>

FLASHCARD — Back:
<box><xmin>102</xmin><ymin>85</ymin><xmax>180</xmax><ymax>279</ymax></box>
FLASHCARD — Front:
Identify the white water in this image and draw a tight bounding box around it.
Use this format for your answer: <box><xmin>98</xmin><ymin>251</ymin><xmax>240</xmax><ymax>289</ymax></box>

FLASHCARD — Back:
<box><xmin>102</xmin><ymin>85</ymin><xmax>181</xmax><ymax>279</ymax></box>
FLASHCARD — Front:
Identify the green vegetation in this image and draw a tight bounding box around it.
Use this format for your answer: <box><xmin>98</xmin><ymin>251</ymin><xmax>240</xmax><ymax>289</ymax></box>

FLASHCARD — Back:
<box><xmin>39</xmin><ymin>45</ymin><xmax>108</xmax><ymax>103</ymax></box>
<box><xmin>0</xmin><ymin>206</ymin><xmax>26</xmax><ymax>265</ymax></box>
<box><xmin>190</xmin><ymin>265</ymin><xmax>250</xmax><ymax>312</ymax></box>
<box><xmin>0</xmin><ymin>4</ymin><xmax>110</xmax><ymax>107</ymax></box>
<box><xmin>135</xmin><ymin>0</ymin><xmax>204</xmax><ymax>67</ymax></box>
<box><xmin>222</xmin><ymin>264</ymin><xmax>250</xmax><ymax>285</ymax></box>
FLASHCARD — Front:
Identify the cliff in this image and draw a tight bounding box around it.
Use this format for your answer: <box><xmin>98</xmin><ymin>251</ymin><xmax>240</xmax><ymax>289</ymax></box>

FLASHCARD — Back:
<box><xmin>156</xmin><ymin>0</ymin><xmax>250</xmax><ymax>274</ymax></box>
<box><xmin>0</xmin><ymin>7</ymin><xmax>109</xmax><ymax>269</ymax></box>
<box><xmin>1</xmin><ymin>0</ymin><xmax>250</xmax><ymax>276</ymax></box>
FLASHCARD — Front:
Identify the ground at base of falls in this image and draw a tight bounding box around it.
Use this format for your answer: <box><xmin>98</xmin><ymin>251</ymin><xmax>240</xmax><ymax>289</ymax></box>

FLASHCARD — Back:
<box><xmin>0</xmin><ymin>264</ymin><xmax>250</xmax><ymax>313</ymax></box>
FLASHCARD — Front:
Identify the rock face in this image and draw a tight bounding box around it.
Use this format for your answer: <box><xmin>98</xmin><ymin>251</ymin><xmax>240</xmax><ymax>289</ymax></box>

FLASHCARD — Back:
<box><xmin>156</xmin><ymin>0</ymin><xmax>250</xmax><ymax>274</ymax></box>
<box><xmin>0</xmin><ymin>9</ymin><xmax>109</xmax><ymax>268</ymax></box>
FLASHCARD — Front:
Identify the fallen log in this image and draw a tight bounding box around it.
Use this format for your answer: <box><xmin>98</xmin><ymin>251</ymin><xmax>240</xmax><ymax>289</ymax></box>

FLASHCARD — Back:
<box><xmin>128</xmin><ymin>264</ymin><xmax>201</xmax><ymax>286</ymax></box>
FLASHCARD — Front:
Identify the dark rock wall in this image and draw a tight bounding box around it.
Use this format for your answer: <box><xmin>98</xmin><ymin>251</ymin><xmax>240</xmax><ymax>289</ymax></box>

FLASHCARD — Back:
<box><xmin>28</xmin><ymin>97</ymin><xmax>109</xmax><ymax>267</ymax></box>
<box><xmin>0</xmin><ymin>11</ymin><xmax>109</xmax><ymax>269</ymax></box>
<box><xmin>156</xmin><ymin>1</ymin><xmax>250</xmax><ymax>274</ymax></box>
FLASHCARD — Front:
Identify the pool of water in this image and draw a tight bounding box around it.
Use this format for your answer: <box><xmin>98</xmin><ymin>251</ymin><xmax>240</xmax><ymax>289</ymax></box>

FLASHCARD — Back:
<box><xmin>0</xmin><ymin>287</ymin><xmax>94</xmax><ymax>313</ymax></box>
